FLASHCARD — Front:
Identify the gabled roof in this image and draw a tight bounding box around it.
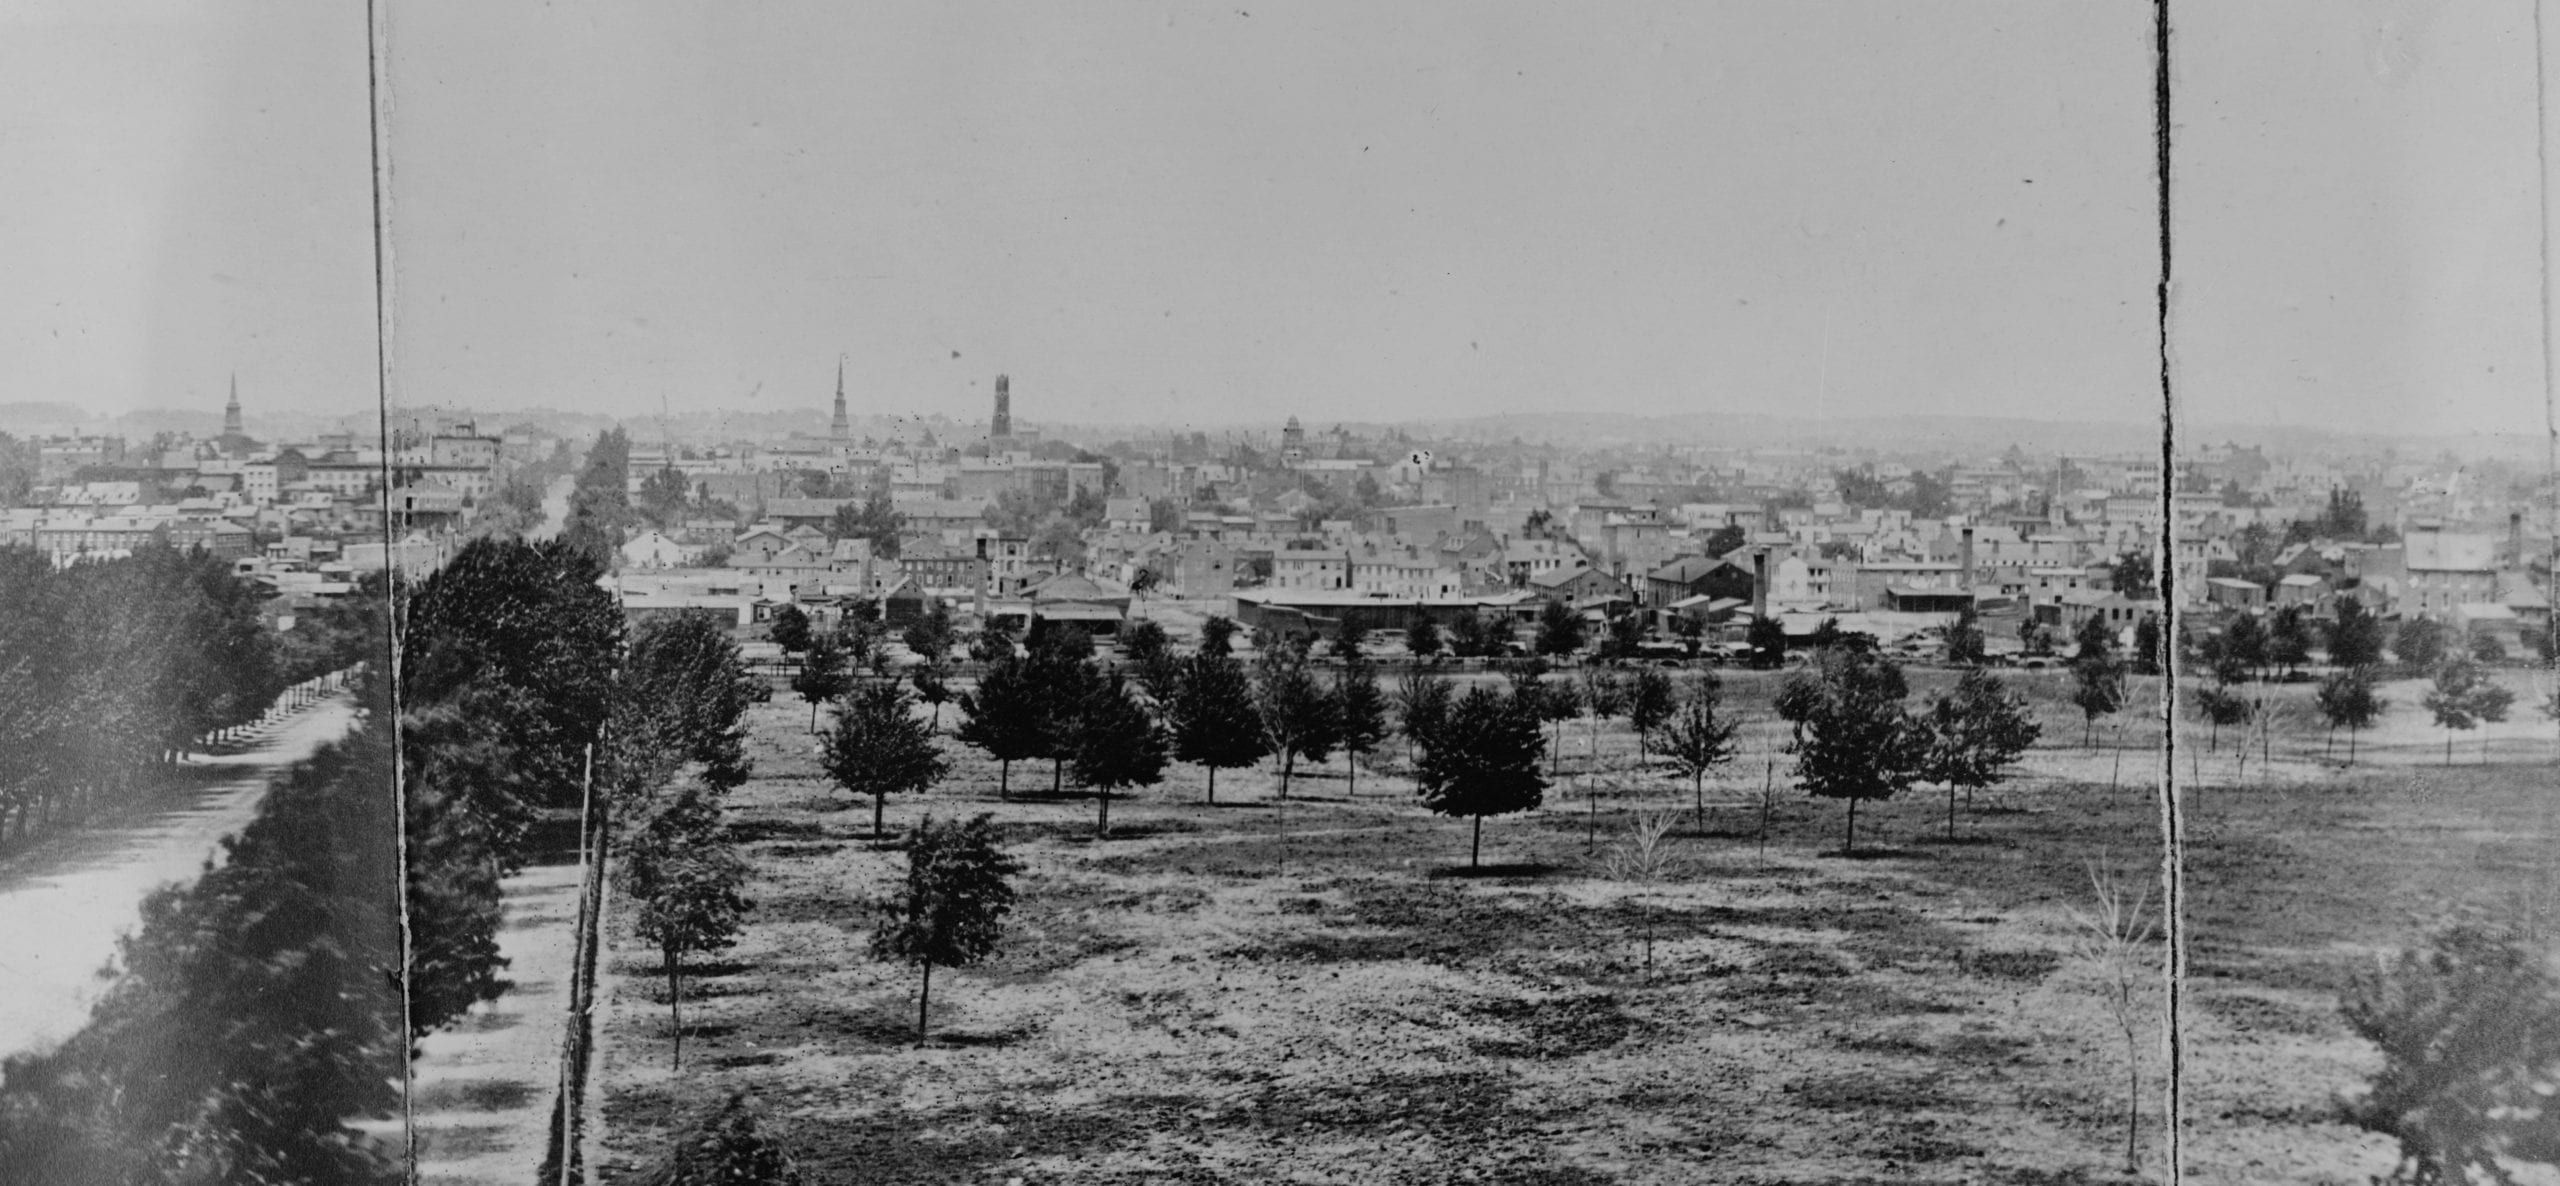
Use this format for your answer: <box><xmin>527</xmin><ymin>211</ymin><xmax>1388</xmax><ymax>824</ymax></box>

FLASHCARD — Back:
<box><xmin>2405</xmin><ymin>531</ymin><xmax>2499</xmax><ymax>573</ymax></box>
<box><xmin>1645</xmin><ymin>555</ymin><xmax>1738</xmax><ymax>584</ymax></box>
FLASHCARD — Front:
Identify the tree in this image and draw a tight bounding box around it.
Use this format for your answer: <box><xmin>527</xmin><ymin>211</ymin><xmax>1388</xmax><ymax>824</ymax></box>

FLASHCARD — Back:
<box><xmin>1407</xmin><ymin>615</ymin><xmax>1444</xmax><ymax>661</ymax></box>
<box><xmin>1523</xmin><ymin>671</ymin><xmax>1581</xmax><ymax>775</ymax></box>
<box><xmin>2314</xmin><ymin>666</ymin><xmax>2386</xmax><ymax>764</ymax></box>
<box><xmin>1146</xmin><ymin>498</ymin><xmax>1183</xmax><ymax>534</ymax></box>
<box><xmin>954</xmin><ymin>656</ymin><xmax>1047</xmax><ymax>798</ymax></box>
<box><xmin>1603</xmin><ymin>611</ymin><xmax>1647</xmax><ymax>660</ymax></box>
<box><xmin>1413</xmin><ymin>686</ymin><xmax>1549</xmax><ymax>869</ymax></box>
<box><xmin>2394</xmin><ymin>616</ymin><xmax>2448</xmax><ymax>671</ymax></box>
<box><xmin>1072</xmin><ymin>674</ymin><xmax>1167</xmax><ymax>836</ymax></box>
<box><xmin>1624</xmin><ymin>667</ymin><xmax>1678</xmax><ymax>764</ymax></box>
<box><xmin>2130</xmin><ymin>614</ymin><xmax>2163</xmax><ymax>676</ymax></box>
<box><xmin>790</xmin><ymin>631</ymin><xmax>852</xmax><ymax>732</ymax></box>
<box><xmin>2110</xmin><ymin>548</ymin><xmax>2157</xmax><ymax>600</ymax></box>
<box><xmin>1198</xmin><ymin>614</ymin><xmax>1238</xmax><ymax>658</ymax></box>
<box><xmin>622</xmin><ymin>787</ymin><xmax>753</xmax><ymax>1069</ymax></box>
<box><xmin>1785</xmin><ymin>650</ymin><xmax>1927</xmax><ymax>855</ymax></box>
<box><xmin>2269</xmin><ymin>605</ymin><xmax>2315</xmax><ymax>675</ymax></box>
<box><xmin>870</xmin><ymin>814</ymin><xmax>1021</xmax><ymax>1043</ymax></box>
<box><xmin>827</xmin><ymin>491</ymin><xmax>905</xmax><ymax>558</ymax></box>
<box><xmin>1331</xmin><ymin>616</ymin><xmax>1369</xmax><ymax>662</ymax></box>
<box><xmin>2193</xmin><ymin>682</ymin><xmax>2253</xmax><ymax>753</ymax></box>
<box><xmin>901</xmin><ymin>598</ymin><xmax>957</xmax><ymax>665</ymax></box>
<box><xmin>1921</xmin><ymin>669</ymin><xmax>2041</xmax><ymax>837</ymax></box>
<box><xmin>629</xmin><ymin>1093</ymin><xmax>808</xmax><ymax>1186</ymax></box>
<box><xmin>1333</xmin><ymin>661</ymin><xmax>1390</xmax><ymax>796</ymax></box>
<box><xmin>2330</xmin><ymin>598</ymin><xmax>2385</xmax><ymax>668</ymax></box>
<box><xmin>1535</xmin><ymin>599</ymin><xmax>1587</xmax><ymax>657</ymax></box>
<box><xmin>2073</xmin><ymin>613</ymin><xmax>2117</xmax><ymax>661</ymax></box>
<box><xmin>2341</xmin><ymin>925</ymin><xmax>2560</xmax><ymax>1185</ymax></box>
<box><xmin>1600</xmin><ymin>812</ymin><xmax>1683</xmax><ymax>980</ymax></box>
<box><xmin>1746</xmin><ymin>614</ymin><xmax>1787</xmax><ymax>668</ymax></box>
<box><xmin>909</xmin><ymin>662</ymin><xmax>953</xmax><ymax>732</ymax></box>
<box><xmin>822</xmin><ymin>680</ymin><xmax>949</xmax><ymax>839</ymax></box>
<box><xmin>1167</xmin><ymin>653</ymin><xmax>1269</xmax><ymax>803</ymax></box>
<box><xmin>2018</xmin><ymin>619</ymin><xmax>2054</xmax><ymax>658</ymax></box>
<box><xmin>1025</xmin><ymin>636</ymin><xmax>1105</xmax><ymax>792</ymax></box>
<box><xmin>2423</xmin><ymin>658</ymin><xmax>2515</xmax><ymax>765</ymax></box>
<box><xmin>1947</xmin><ymin>605</ymin><xmax>1987</xmax><ymax>666</ymax></box>
<box><xmin>969</xmin><ymin>620</ymin><xmax>1019</xmax><ymax>664</ymax></box>
<box><xmin>1393</xmin><ymin>667</ymin><xmax>1456</xmax><ymax>764</ymax></box>
<box><xmin>1702</xmin><ymin>524</ymin><xmax>1747</xmax><ymax>557</ymax></box>
<box><xmin>1656</xmin><ymin>676</ymin><xmax>1739</xmax><ymax>832</ymax></box>
<box><xmin>1254</xmin><ymin>648</ymin><xmax>1339</xmax><ymax>798</ymax></box>
<box><xmin>1580</xmin><ymin>667</ymin><xmax>1626</xmax><ymax>764</ymax></box>
<box><xmin>766</xmin><ymin>604</ymin><xmax>813</xmax><ymax>654</ymax></box>
<box><xmin>2069</xmin><ymin>650</ymin><xmax>2128</xmax><ymax>747</ymax></box>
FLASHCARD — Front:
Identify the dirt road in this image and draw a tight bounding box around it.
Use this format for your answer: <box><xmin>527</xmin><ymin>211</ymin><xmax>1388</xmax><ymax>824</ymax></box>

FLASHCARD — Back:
<box><xmin>0</xmin><ymin>690</ymin><xmax>360</xmax><ymax>1057</ymax></box>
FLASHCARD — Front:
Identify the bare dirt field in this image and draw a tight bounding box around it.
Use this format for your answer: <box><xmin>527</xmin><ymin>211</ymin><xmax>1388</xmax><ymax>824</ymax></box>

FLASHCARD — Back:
<box><xmin>588</xmin><ymin>665</ymin><xmax>2559</xmax><ymax>1184</ymax></box>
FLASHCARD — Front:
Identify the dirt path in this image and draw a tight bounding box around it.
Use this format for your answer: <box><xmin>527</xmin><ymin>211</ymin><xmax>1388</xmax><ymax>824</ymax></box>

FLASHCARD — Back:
<box><xmin>0</xmin><ymin>689</ymin><xmax>360</xmax><ymax>1058</ymax></box>
<box><xmin>409</xmin><ymin>856</ymin><xmax>587</xmax><ymax>1186</ymax></box>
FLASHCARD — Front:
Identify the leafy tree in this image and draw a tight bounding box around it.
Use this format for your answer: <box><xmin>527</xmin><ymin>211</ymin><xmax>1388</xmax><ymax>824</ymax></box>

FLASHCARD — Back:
<box><xmin>1331</xmin><ymin>615</ymin><xmax>1369</xmax><ymax>661</ymax></box>
<box><xmin>968</xmin><ymin>620</ymin><xmax>1019</xmax><ymax>664</ymax></box>
<box><xmin>1785</xmin><ymin>649</ymin><xmax>1927</xmax><ymax>855</ymax></box>
<box><xmin>954</xmin><ymin>656</ymin><xmax>1047</xmax><ymax>798</ymax></box>
<box><xmin>2269</xmin><ymin>606</ymin><xmax>2315</xmax><ymax>675</ymax></box>
<box><xmin>1947</xmin><ymin>605</ymin><xmax>1987</xmax><ymax>666</ymax></box>
<box><xmin>1746</xmin><ymin>614</ymin><xmax>1787</xmax><ymax>668</ymax></box>
<box><xmin>1167</xmin><ymin>652</ymin><xmax>1269</xmax><ymax>802</ymax></box>
<box><xmin>2221</xmin><ymin>611</ymin><xmax>2270</xmax><ymax>680</ymax></box>
<box><xmin>826</xmin><ymin>491</ymin><xmax>905</xmax><ymax>558</ymax></box>
<box><xmin>1121</xmin><ymin>618</ymin><xmax>1172</xmax><ymax>668</ymax></box>
<box><xmin>1414</xmin><ymin>686</ymin><xmax>1549</xmax><ymax>869</ymax></box>
<box><xmin>2110</xmin><ymin>548</ymin><xmax>2157</xmax><ymax>600</ymax></box>
<box><xmin>869</xmin><ymin>814</ymin><xmax>1022</xmax><ymax>1043</ymax></box>
<box><xmin>1522</xmin><ymin>670</ymin><xmax>1581</xmax><ymax>775</ymax></box>
<box><xmin>622</xmin><ymin>786</ymin><xmax>753</xmax><ymax>1068</ymax></box>
<box><xmin>909</xmin><ymin>662</ymin><xmax>953</xmax><ymax>732</ymax></box>
<box><xmin>1702</xmin><ymin>524</ymin><xmax>1747</xmax><ymax>557</ymax></box>
<box><xmin>1393</xmin><ymin>667</ymin><xmax>1456</xmax><ymax>763</ymax></box>
<box><xmin>604</xmin><ymin>611</ymin><xmax>761</xmax><ymax>805</ymax></box>
<box><xmin>1656</xmin><ymin>676</ymin><xmax>1739</xmax><ymax>832</ymax></box>
<box><xmin>1624</xmin><ymin>667</ymin><xmax>1678</xmax><ymax>764</ymax></box>
<box><xmin>2018</xmin><ymin>619</ymin><xmax>2054</xmax><ymax>658</ymax></box>
<box><xmin>629</xmin><ymin>1093</ymin><xmax>807</xmax><ymax>1186</ymax></box>
<box><xmin>2471</xmin><ymin>632</ymin><xmax>2507</xmax><ymax>664</ymax></box>
<box><xmin>1254</xmin><ymin>648</ymin><xmax>1339</xmax><ymax>798</ymax></box>
<box><xmin>2423</xmin><ymin>658</ymin><xmax>2515</xmax><ymax>765</ymax></box>
<box><xmin>1921</xmin><ymin>669</ymin><xmax>2041</xmax><ymax>837</ymax></box>
<box><xmin>1025</xmin><ymin>635</ymin><xmax>1106</xmax><ymax>793</ymax></box>
<box><xmin>790</xmin><ymin>631</ymin><xmax>852</xmax><ymax>732</ymax></box>
<box><xmin>1146</xmin><ymin>498</ymin><xmax>1183</xmax><ymax>534</ymax></box>
<box><xmin>1199</xmin><ymin>614</ymin><xmax>1239</xmax><ymax>657</ymax></box>
<box><xmin>2314</xmin><ymin>666</ymin><xmax>2387</xmax><ymax>764</ymax></box>
<box><xmin>2330</xmin><ymin>598</ymin><xmax>2385</xmax><ymax>668</ymax></box>
<box><xmin>2131</xmin><ymin>614</ymin><xmax>2163</xmax><ymax>676</ymax></box>
<box><xmin>1603</xmin><ymin>611</ymin><xmax>1647</xmax><ymax>660</ymax></box>
<box><xmin>1407</xmin><ymin>615</ymin><xmax>1444</xmax><ymax>661</ymax></box>
<box><xmin>2394</xmin><ymin>616</ymin><xmax>2448</xmax><ymax>671</ymax></box>
<box><xmin>2068</xmin><ymin>645</ymin><xmax>2128</xmax><ymax>747</ymax></box>
<box><xmin>2073</xmin><ymin>613</ymin><xmax>2117</xmax><ymax>660</ymax></box>
<box><xmin>2341</xmin><ymin>926</ymin><xmax>2560</xmax><ymax>1186</ymax></box>
<box><xmin>766</xmin><ymin>603</ymin><xmax>813</xmax><ymax>654</ymax></box>
<box><xmin>561</xmin><ymin>427</ymin><xmax>635</xmax><ymax>568</ymax></box>
<box><xmin>1334</xmin><ymin>660</ymin><xmax>1390</xmax><ymax>795</ymax></box>
<box><xmin>2193</xmin><ymin>682</ymin><xmax>2254</xmax><ymax>752</ymax></box>
<box><xmin>900</xmin><ymin>598</ymin><xmax>957</xmax><ymax>664</ymax></box>
<box><xmin>1072</xmin><ymin>674</ymin><xmax>1167</xmax><ymax>836</ymax></box>
<box><xmin>636</xmin><ymin>464</ymin><xmax>691</xmax><ymax>529</ymax></box>
<box><xmin>1535</xmin><ymin>599</ymin><xmax>1587</xmax><ymax>657</ymax></box>
<box><xmin>822</xmin><ymin>680</ymin><xmax>949</xmax><ymax>839</ymax></box>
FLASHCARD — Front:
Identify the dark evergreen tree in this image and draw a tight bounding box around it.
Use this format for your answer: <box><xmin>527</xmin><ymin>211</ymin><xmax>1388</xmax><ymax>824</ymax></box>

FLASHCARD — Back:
<box><xmin>822</xmin><ymin>680</ymin><xmax>950</xmax><ymax>839</ymax></box>
<box><xmin>954</xmin><ymin>655</ymin><xmax>1047</xmax><ymax>799</ymax></box>
<box><xmin>1072</xmin><ymin>674</ymin><xmax>1168</xmax><ymax>835</ymax></box>
<box><xmin>1785</xmin><ymin>649</ymin><xmax>1927</xmax><ymax>855</ymax></box>
<box><xmin>1333</xmin><ymin>660</ymin><xmax>1390</xmax><ymax>795</ymax></box>
<box><xmin>1921</xmin><ymin>668</ymin><xmax>2041</xmax><ymax>837</ymax></box>
<box><xmin>1414</xmin><ymin>686</ymin><xmax>1550</xmax><ymax>868</ymax></box>
<box><xmin>1167</xmin><ymin>652</ymin><xmax>1269</xmax><ymax>803</ymax></box>
<box><xmin>1253</xmin><ymin>648</ymin><xmax>1339</xmax><ymax>797</ymax></box>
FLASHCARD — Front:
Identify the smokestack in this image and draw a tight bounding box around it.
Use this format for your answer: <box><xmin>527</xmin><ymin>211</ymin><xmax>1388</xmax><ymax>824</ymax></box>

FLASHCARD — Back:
<box><xmin>1753</xmin><ymin>549</ymin><xmax>1769</xmax><ymax>623</ymax></box>
<box><xmin>2511</xmin><ymin>511</ymin><xmax>2525</xmax><ymax>566</ymax></box>
<box><xmin>1960</xmin><ymin>526</ymin><xmax>1976</xmax><ymax>593</ymax></box>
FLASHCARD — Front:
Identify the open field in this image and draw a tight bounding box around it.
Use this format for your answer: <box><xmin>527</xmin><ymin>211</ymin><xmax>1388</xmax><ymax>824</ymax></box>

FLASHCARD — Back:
<box><xmin>589</xmin><ymin>665</ymin><xmax>2560</xmax><ymax>1184</ymax></box>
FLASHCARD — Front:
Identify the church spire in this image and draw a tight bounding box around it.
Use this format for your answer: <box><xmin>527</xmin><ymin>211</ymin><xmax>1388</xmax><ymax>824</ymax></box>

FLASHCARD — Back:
<box><xmin>223</xmin><ymin>372</ymin><xmax>243</xmax><ymax>438</ymax></box>
<box><xmin>830</xmin><ymin>356</ymin><xmax>850</xmax><ymax>440</ymax></box>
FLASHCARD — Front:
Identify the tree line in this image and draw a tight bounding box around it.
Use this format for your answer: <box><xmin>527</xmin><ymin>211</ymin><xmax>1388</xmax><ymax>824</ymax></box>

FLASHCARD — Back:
<box><xmin>0</xmin><ymin>544</ymin><xmax>375</xmax><ymax>850</ymax></box>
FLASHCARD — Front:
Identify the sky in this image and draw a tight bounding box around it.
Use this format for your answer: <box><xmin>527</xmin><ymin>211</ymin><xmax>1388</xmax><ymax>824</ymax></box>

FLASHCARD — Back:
<box><xmin>0</xmin><ymin>1</ymin><xmax>2550</xmax><ymax>439</ymax></box>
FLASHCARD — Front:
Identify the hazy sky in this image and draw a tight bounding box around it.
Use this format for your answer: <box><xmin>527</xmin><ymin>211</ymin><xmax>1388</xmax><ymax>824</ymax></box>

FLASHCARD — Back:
<box><xmin>2</xmin><ymin>2</ymin><xmax>2550</xmax><ymax>438</ymax></box>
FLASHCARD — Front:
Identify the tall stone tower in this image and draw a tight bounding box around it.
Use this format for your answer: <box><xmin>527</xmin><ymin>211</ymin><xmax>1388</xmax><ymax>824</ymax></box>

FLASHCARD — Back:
<box><xmin>830</xmin><ymin>357</ymin><xmax>850</xmax><ymax>441</ymax></box>
<box><xmin>991</xmin><ymin>374</ymin><xmax>1012</xmax><ymax>440</ymax></box>
<box><xmin>223</xmin><ymin>373</ymin><xmax>244</xmax><ymax>439</ymax></box>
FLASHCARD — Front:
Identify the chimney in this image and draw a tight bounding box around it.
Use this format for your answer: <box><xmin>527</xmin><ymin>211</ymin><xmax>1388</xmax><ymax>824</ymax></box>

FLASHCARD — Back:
<box><xmin>1752</xmin><ymin>549</ymin><xmax>1769</xmax><ymax>623</ymax></box>
<box><xmin>1960</xmin><ymin>526</ymin><xmax>1976</xmax><ymax>593</ymax></box>
<box><xmin>2511</xmin><ymin>510</ymin><xmax>2525</xmax><ymax>566</ymax></box>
